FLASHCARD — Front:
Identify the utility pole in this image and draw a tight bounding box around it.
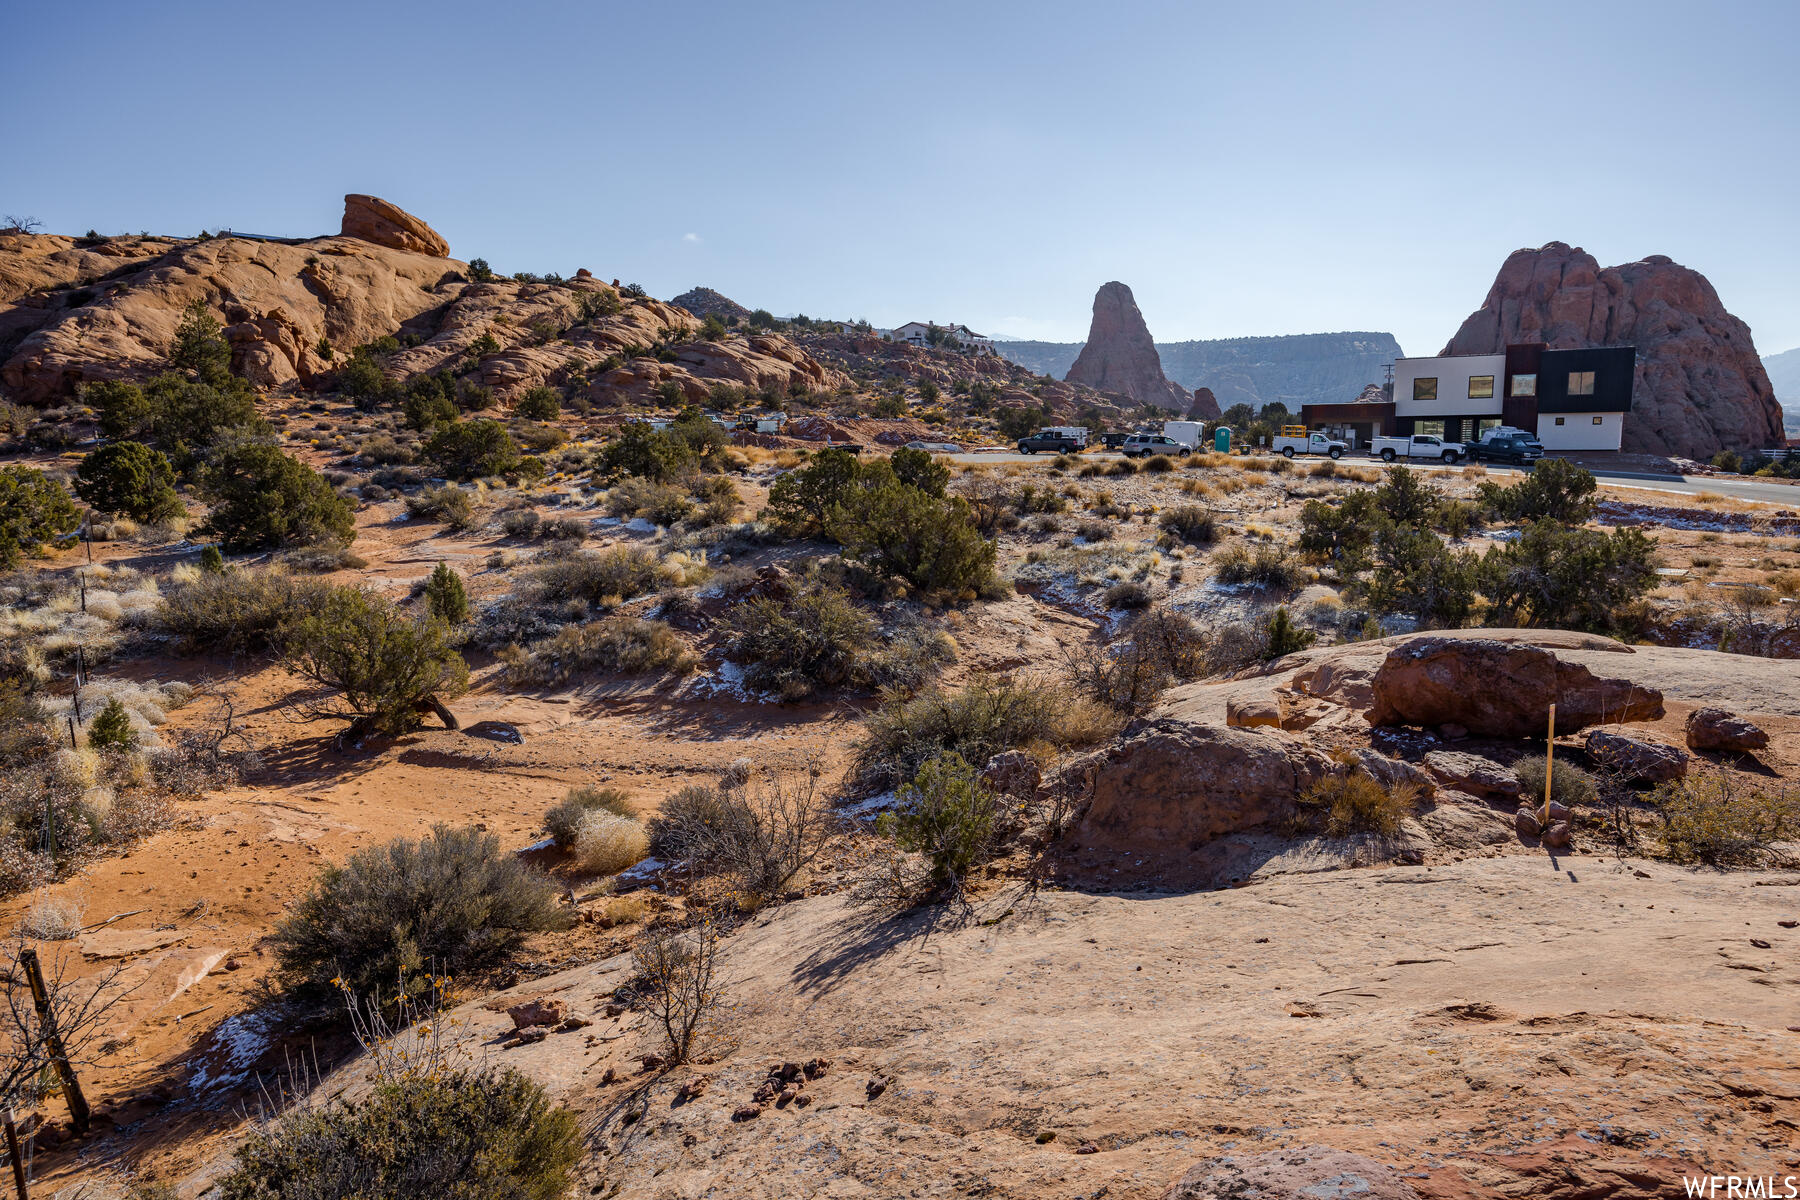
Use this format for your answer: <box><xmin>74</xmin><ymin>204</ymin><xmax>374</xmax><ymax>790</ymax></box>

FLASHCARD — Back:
<box><xmin>18</xmin><ymin>950</ymin><xmax>89</xmax><ymax>1136</ymax></box>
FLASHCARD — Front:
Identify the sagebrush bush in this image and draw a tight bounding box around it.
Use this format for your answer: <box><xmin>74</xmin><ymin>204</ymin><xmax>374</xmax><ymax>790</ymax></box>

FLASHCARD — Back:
<box><xmin>1653</xmin><ymin>772</ymin><xmax>1798</xmax><ymax>866</ymax></box>
<box><xmin>856</xmin><ymin>675</ymin><xmax>1111</xmax><ymax>791</ymax></box>
<box><xmin>158</xmin><ymin>568</ymin><xmax>333</xmax><ymax>654</ymax></box>
<box><xmin>1296</xmin><ymin>768</ymin><xmax>1421</xmax><ymax>836</ymax></box>
<box><xmin>876</xmin><ymin>752</ymin><xmax>999</xmax><ymax>902</ymax></box>
<box><xmin>216</xmin><ymin>1066</ymin><xmax>580</xmax><ymax>1200</ymax></box>
<box><xmin>1213</xmin><ymin>543</ymin><xmax>1304</xmax><ymax>590</ymax></box>
<box><xmin>500</xmin><ymin>616</ymin><xmax>695</xmax><ymax>686</ymax></box>
<box><xmin>522</xmin><ymin>545</ymin><xmax>668</xmax><ymax>606</ymax></box>
<box><xmin>406</xmin><ymin>484</ymin><xmax>476</xmax><ymax>528</ymax></box>
<box><xmin>721</xmin><ymin>583</ymin><xmax>874</xmax><ymax>700</ymax></box>
<box><xmin>572</xmin><ymin>809</ymin><xmax>650</xmax><ymax>875</ymax></box>
<box><xmin>545</xmin><ymin>786</ymin><xmax>633</xmax><ymax>849</ymax></box>
<box><xmin>1158</xmin><ymin>504</ymin><xmax>1217</xmax><ymax>545</ymax></box>
<box><xmin>272</xmin><ymin>824</ymin><xmax>570</xmax><ymax>997</ymax></box>
<box><xmin>1513</xmin><ymin>755</ymin><xmax>1598</xmax><ymax>811</ymax></box>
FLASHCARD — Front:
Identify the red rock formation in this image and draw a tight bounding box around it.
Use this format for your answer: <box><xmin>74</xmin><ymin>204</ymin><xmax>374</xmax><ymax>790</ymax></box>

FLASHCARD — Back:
<box><xmin>340</xmin><ymin>194</ymin><xmax>450</xmax><ymax>257</ymax></box>
<box><xmin>1187</xmin><ymin>385</ymin><xmax>1221</xmax><ymax>420</ymax></box>
<box><xmin>1064</xmin><ymin>281</ymin><xmax>1190</xmax><ymax>410</ymax></box>
<box><xmin>1444</xmin><ymin>242</ymin><xmax>1783</xmax><ymax>457</ymax></box>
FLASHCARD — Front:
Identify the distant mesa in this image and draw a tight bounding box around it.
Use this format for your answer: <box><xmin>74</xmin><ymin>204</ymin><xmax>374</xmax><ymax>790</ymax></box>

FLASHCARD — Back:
<box><xmin>340</xmin><ymin>194</ymin><xmax>449</xmax><ymax>258</ymax></box>
<box><xmin>1444</xmin><ymin>242</ymin><xmax>1784</xmax><ymax>458</ymax></box>
<box><xmin>1063</xmin><ymin>281</ymin><xmax>1191</xmax><ymax>411</ymax></box>
<box><xmin>671</xmin><ymin>286</ymin><xmax>751</xmax><ymax>324</ymax></box>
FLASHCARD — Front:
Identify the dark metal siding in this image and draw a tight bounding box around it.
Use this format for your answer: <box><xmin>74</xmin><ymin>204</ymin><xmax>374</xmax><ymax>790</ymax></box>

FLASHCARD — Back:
<box><xmin>1537</xmin><ymin>346</ymin><xmax>1635</xmax><ymax>413</ymax></box>
<box><xmin>1502</xmin><ymin>343</ymin><xmax>1544</xmax><ymax>428</ymax></box>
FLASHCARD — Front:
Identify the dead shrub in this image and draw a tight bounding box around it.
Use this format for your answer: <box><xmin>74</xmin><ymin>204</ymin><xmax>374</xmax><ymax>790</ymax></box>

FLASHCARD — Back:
<box><xmin>645</xmin><ymin>762</ymin><xmax>827</xmax><ymax>898</ymax></box>
<box><xmin>1654</xmin><ymin>772</ymin><xmax>1798</xmax><ymax>866</ymax></box>
<box><xmin>630</xmin><ymin>924</ymin><xmax>724</xmax><ymax>1065</ymax></box>
<box><xmin>544</xmin><ymin>786</ymin><xmax>633</xmax><ymax>849</ymax></box>
<box><xmin>572</xmin><ymin>810</ymin><xmax>650</xmax><ymax>875</ymax></box>
<box><xmin>1295</xmin><ymin>760</ymin><xmax>1421</xmax><ymax>836</ymax></box>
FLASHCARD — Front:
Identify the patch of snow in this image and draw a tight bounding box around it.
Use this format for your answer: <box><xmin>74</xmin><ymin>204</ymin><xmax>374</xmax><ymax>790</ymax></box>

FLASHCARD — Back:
<box><xmin>678</xmin><ymin>659</ymin><xmax>773</xmax><ymax>704</ymax></box>
<box><xmin>625</xmin><ymin>517</ymin><xmax>659</xmax><ymax>533</ymax></box>
<box><xmin>517</xmin><ymin>837</ymin><xmax>555</xmax><ymax>854</ymax></box>
<box><xmin>619</xmin><ymin>857</ymin><xmax>667</xmax><ymax>881</ymax></box>
<box><xmin>188</xmin><ymin>1006</ymin><xmax>284</xmax><ymax>1095</ymax></box>
<box><xmin>838</xmin><ymin>791</ymin><xmax>899</xmax><ymax>819</ymax></box>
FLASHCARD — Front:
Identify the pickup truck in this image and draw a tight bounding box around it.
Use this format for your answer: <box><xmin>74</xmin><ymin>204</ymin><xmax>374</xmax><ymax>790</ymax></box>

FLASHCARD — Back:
<box><xmin>1272</xmin><ymin>430</ymin><xmax>1348</xmax><ymax>460</ymax></box>
<box><xmin>1371</xmin><ymin>434</ymin><xmax>1465</xmax><ymax>464</ymax></box>
<box><xmin>1466</xmin><ymin>433</ymin><xmax>1543</xmax><ymax>467</ymax></box>
<box><xmin>1016</xmin><ymin>431</ymin><xmax>1085</xmax><ymax>455</ymax></box>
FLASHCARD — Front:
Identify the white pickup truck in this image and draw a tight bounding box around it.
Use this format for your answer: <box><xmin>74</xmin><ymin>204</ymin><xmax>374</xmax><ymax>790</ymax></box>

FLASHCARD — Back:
<box><xmin>1271</xmin><ymin>430</ymin><xmax>1348</xmax><ymax>460</ymax></box>
<box><xmin>1371</xmin><ymin>434</ymin><xmax>1466</xmax><ymax>464</ymax></box>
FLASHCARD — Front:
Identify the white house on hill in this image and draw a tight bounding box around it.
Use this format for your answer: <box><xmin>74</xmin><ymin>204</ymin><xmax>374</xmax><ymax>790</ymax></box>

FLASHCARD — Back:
<box><xmin>890</xmin><ymin>322</ymin><xmax>993</xmax><ymax>353</ymax></box>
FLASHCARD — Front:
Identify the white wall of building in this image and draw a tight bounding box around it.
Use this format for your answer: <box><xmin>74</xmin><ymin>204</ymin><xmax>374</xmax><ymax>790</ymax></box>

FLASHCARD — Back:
<box><xmin>1392</xmin><ymin>354</ymin><xmax>1507</xmax><ymax>418</ymax></box>
<box><xmin>1536</xmin><ymin>411</ymin><xmax>1623</xmax><ymax>451</ymax></box>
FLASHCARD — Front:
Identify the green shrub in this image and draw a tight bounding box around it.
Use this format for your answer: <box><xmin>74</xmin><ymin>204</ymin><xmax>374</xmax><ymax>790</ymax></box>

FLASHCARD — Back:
<box><xmin>1295</xmin><ymin>491</ymin><xmax>1377</xmax><ymax>568</ymax></box>
<box><xmin>1513</xmin><ymin>755</ymin><xmax>1598</xmax><ymax>811</ymax></box>
<box><xmin>199</xmin><ymin>443</ymin><xmax>355</xmax><ymax>552</ymax></box>
<box><xmin>200</xmin><ymin>544</ymin><xmax>225</xmax><ymax>574</ymax></box>
<box><xmin>1158</xmin><ymin>504</ymin><xmax>1217</xmax><ymax>545</ymax></box>
<box><xmin>1372</xmin><ymin>466</ymin><xmax>1438</xmax><ymax>526</ymax></box>
<box><xmin>721</xmin><ymin>583</ymin><xmax>876</xmax><ymax>700</ymax></box>
<box><xmin>1264</xmin><ymin>606</ymin><xmax>1315</xmax><ymax>658</ymax></box>
<box><xmin>889</xmin><ymin>447</ymin><xmax>949</xmax><ymax>497</ymax></box>
<box><xmin>545</xmin><ymin>786</ymin><xmax>633</xmax><ymax>849</ymax></box>
<box><xmin>423</xmin><ymin>562</ymin><xmax>469</xmax><ymax>624</ymax></box>
<box><xmin>873</xmin><ymin>395</ymin><xmax>906</xmax><ymax>418</ymax></box>
<box><xmin>513</xmin><ymin>386</ymin><xmax>560</xmax><ymax>421</ymax></box>
<box><xmin>74</xmin><ymin>441</ymin><xmax>185</xmax><ymax>521</ymax></box>
<box><xmin>876</xmin><ymin>752</ymin><xmax>999</xmax><ymax>901</ymax></box>
<box><xmin>1478</xmin><ymin>457</ymin><xmax>1597</xmax><ymax>524</ymax></box>
<box><xmin>423</xmin><ymin>419</ymin><xmax>520</xmax><ymax>479</ymax></box>
<box><xmin>830</xmin><ymin>483</ymin><xmax>996</xmax><ymax>595</ymax></box>
<box><xmin>592</xmin><ymin>422</ymin><xmax>695</xmax><ymax>483</ymax></box>
<box><xmin>158</xmin><ymin>567</ymin><xmax>333</xmax><ymax>654</ymax></box>
<box><xmin>402</xmin><ymin>386</ymin><xmax>458</xmax><ymax>432</ymax></box>
<box><xmin>284</xmin><ymin>588</ymin><xmax>469</xmax><ymax>733</ymax></box>
<box><xmin>1653</xmin><ymin>773</ymin><xmax>1798</xmax><ymax>867</ymax></box>
<box><xmin>1478</xmin><ymin>522</ymin><xmax>1657</xmax><ymax>632</ymax></box>
<box><xmin>336</xmin><ymin>353</ymin><xmax>390</xmax><ymax>408</ymax></box>
<box><xmin>98</xmin><ymin>372</ymin><xmax>263</xmax><ymax>470</ymax></box>
<box><xmin>216</xmin><ymin>1066</ymin><xmax>580</xmax><ymax>1200</ymax></box>
<box><xmin>0</xmin><ymin>465</ymin><xmax>80</xmax><ymax>568</ymax></box>
<box><xmin>87</xmin><ymin>697</ymin><xmax>138</xmax><ymax>750</ymax></box>
<box><xmin>1360</xmin><ymin>527</ymin><xmax>1477</xmax><ymax>627</ymax></box>
<box><xmin>765</xmin><ymin>447</ymin><xmax>861</xmax><ymax>534</ymax></box>
<box><xmin>271</xmin><ymin>824</ymin><xmax>569</xmax><ymax>997</ymax></box>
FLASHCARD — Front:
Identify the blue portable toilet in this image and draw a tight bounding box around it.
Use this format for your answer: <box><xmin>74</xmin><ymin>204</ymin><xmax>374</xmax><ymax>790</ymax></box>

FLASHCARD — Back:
<box><xmin>1214</xmin><ymin>427</ymin><xmax>1231</xmax><ymax>454</ymax></box>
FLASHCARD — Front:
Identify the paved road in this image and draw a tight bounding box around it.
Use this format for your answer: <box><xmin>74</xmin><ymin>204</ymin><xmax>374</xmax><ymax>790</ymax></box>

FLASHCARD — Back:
<box><xmin>945</xmin><ymin>450</ymin><xmax>1800</xmax><ymax>507</ymax></box>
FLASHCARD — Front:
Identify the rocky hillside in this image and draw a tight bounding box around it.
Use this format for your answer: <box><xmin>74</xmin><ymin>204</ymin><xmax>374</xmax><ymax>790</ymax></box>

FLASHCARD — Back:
<box><xmin>1063</xmin><ymin>281</ymin><xmax>1200</xmax><ymax>413</ymax></box>
<box><xmin>995</xmin><ymin>330</ymin><xmax>1403</xmax><ymax>412</ymax></box>
<box><xmin>1762</xmin><ymin>345</ymin><xmax>1800</xmax><ymax>434</ymax></box>
<box><xmin>670</xmin><ymin>286</ymin><xmax>752</xmax><ymax>324</ymax></box>
<box><xmin>1444</xmin><ymin>242</ymin><xmax>1785</xmax><ymax>458</ymax></box>
<box><xmin>0</xmin><ymin>197</ymin><xmax>851</xmax><ymax>411</ymax></box>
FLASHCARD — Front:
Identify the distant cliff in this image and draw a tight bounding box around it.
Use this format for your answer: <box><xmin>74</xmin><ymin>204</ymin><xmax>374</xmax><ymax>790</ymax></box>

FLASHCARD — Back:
<box><xmin>1764</xmin><ymin>346</ymin><xmax>1800</xmax><ymax>435</ymax></box>
<box><xmin>994</xmin><ymin>330</ymin><xmax>1402</xmax><ymax>411</ymax></box>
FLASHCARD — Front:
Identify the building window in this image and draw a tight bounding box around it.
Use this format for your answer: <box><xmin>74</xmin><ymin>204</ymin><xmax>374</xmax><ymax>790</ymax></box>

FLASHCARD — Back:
<box><xmin>1569</xmin><ymin>370</ymin><xmax>1595</xmax><ymax>396</ymax></box>
<box><xmin>1554</xmin><ymin>417</ymin><xmax>1566</xmax><ymax>426</ymax></box>
<box><xmin>1415</xmin><ymin>419</ymin><xmax>1445</xmax><ymax>439</ymax></box>
<box><xmin>1592</xmin><ymin>416</ymin><xmax>1603</xmax><ymax>425</ymax></box>
<box><xmin>1468</xmin><ymin>375</ymin><xmax>1494</xmax><ymax>400</ymax></box>
<box><xmin>1510</xmin><ymin>373</ymin><xmax>1537</xmax><ymax>397</ymax></box>
<box><xmin>1412</xmin><ymin>377</ymin><xmax>1437</xmax><ymax>402</ymax></box>
<box><xmin>1477</xmin><ymin>418</ymin><xmax>1501</xmax><ymax>435</ymax></box>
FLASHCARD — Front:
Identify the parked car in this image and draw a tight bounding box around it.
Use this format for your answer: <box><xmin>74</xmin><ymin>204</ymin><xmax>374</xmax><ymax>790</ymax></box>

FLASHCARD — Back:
<box><xmin>1121</xmin><ymin>433</ymin><xmax>1190</xmax><ymax>458</ymax></box>
<box><xmin>1097</xmin><ymin>432</ymin><xmax>1131</xmax><ymax>450</ymax></box>
<box><xmin>1370</xmin><ymin>434</ymin><xmax>1466</xmax><ymax>464</ymax></box>
<box><xmin>903</xmin><ymin>440</ymin><xmax>962</xmax><ymax>453</ymax></box>
<box><xmin>1016</xmin><ymin>431</ymin><xmax>1085</xmax><ymax>454</ymax></box>
<box><xmin>1271</xmin><ymin>428</ymin><xmax>1348</xmax><ymax>459</ymax></box>
<box><xmin>1467</xmin><ymin>433</ymin><xmax>1543</xmax><ymax>466</ymax></box>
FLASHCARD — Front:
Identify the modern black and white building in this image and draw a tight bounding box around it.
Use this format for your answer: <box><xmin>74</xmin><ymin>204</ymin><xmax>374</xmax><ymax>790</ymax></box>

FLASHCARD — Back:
<box><xmin>1389</xmin><ymin>343</ymin><xmax>1635</xmax><ymax>451</ymax></box>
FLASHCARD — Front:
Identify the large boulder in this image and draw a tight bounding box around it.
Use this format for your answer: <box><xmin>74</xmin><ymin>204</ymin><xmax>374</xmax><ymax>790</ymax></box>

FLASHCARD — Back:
<box><xmin>340</xmin><ymin>194</ymin><xmax>450</xmax><ymax>257</ymax></box>
<box><xmin>1443</xmin><ymin>242</ymin><xmax>1784</xmax><ymax>459</ymax></box>
<box><xmin>1684</xmin><ymin>707</ymin><xmax>1768</xmax><ymax>754</ymax></box>
<box><xmin>1064</xmin><ymin>281</ymin><xmax>1190</xmax><ymax>411</ymax></box>
<box><xmin>1076</xmin><ymin>721</ymin><xmax>1333</xmax><ymax>851</ymax></box>
<box><xmin>1164</xmin><ymin>1145</ymin><xmax>1420</xmax><ymax>1200</ymax></box>
<box><xmin>1366</xmin><ymin>637</ymin><xmax>1662</xmax><ymax>739</ymax></box>
<box><xmin>1423</xmin><ymin>750</ymin><xmax>1522</xmax><ymax>799</ymax></box>
<box><xmin>1584</xmin><ymin>728</ymin><xmax>1689</xmax><ymax>782</ymax></box>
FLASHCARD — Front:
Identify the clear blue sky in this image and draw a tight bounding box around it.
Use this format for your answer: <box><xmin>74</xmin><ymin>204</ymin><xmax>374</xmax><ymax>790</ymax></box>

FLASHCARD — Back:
<box><xmin>12</xmin><ymin>0</ymin><xmax>1799</xmax><ymax>357</ymax></box>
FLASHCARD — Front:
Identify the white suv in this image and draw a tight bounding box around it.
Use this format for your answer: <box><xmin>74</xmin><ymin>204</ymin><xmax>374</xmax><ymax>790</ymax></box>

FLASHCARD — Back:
<box><xmin>1121</xmin><ymin>433</ymin><xmax>1189</xmax><ymax>458</ymax></box>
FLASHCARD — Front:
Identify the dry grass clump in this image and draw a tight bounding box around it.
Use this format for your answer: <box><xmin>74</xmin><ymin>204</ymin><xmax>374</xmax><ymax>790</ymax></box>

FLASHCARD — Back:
<box><xmin>501</xmin><ymin>616</ymin><xmax>696</xmax><ymax>687</ymax></box>
<box><xmin>544</xmin><ymin>786</ymin><xmax>634</xmax><ymax>849</ymax></box>
<box><xmin>0</xmin><ymin>566</ymin><xmax>164</xmax><ymax>674</ymax></box>
<box><xmin>18</xmin><ymin>893</ymin><xmax>85</xmax><ymax>940</ymax></box>
<box><xmin>1653</xmin><ymin>772</ymin><xmax>1798</xmax><ymax>866</ymax></box>
<box><xmin>571</xmin><ymin>810</ymin><xmax>650</xmax><ymax>875</ymax></box>
<box><xmin>1212</xmin><ymin>543</ymin><xmax>1305</xmax><ymax>590</ymax></box>
<box><xmin>1158</xmin><ymin>505</ymin><xmax>1218</xmax><ymax>545</ymax></box>
<box><xmin>1296</xmin><ymin>766</ymin><xmax>1421</xmax><ymax>836</ymax></box>
<box><xmin>406</xmin><ymin>484</ymin><xmax>481</xmax><ymax>529</ymax></box>
<box><xmin>521</xmin><ymin>545</ymin><xmax>706</xmax><ymax>608</ymax></box>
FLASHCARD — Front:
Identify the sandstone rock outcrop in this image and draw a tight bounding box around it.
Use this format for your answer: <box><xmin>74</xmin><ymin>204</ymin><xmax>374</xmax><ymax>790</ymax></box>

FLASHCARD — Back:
<box><xmin>1076</xmin><ymin>721</ymin><xmax>1333</xmax><ymax>851</ymax></box>
<box><xmin>1164</xmin><ymin>1145</ymin><xmax>1421</xmax><ymax>1200</ymax></box>
<box><xmin>1684</xmin><ymin>707</ymin><xmax>1768</xmax><ymax>754</ymax></box>
<box><xmin>1366</xmin><ymin>637</ymin><xmax>1663</xmax><ymax>738</ymax></box>
<box><xmin>1186</xmin><ymin>384</ymin><xmax>1220</xmax><ymax>420</ymax></box>
<box><xmin>340</xmin><ymin>194</ymin><xmax>449</xmax><ymax>257</ymax></box>
<box><xmin>1443</xmin><ymin>242</ymin><xmax>1784</xmax><ymax>458</ymax></box>
<box><xmin>670</xmin><ymin>286</ymin><xmax>751</xmax><ymax>324</ymax></box>
<box><xmin>1064</xmin><ymin>281</ymin><xmax>1190</xmax><ymax>410</ymax></box>
<box><xmin>1584</xmin><ymin>728</ymin><xmax>1689</xmax><ymax>782</ymax></box>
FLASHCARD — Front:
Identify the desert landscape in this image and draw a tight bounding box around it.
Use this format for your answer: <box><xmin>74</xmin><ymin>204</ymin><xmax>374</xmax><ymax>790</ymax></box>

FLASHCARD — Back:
<box><xmin>0</xmin><ymin>185</ymin><xmax>1794</xmax><ymax>1199</ymax></box>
